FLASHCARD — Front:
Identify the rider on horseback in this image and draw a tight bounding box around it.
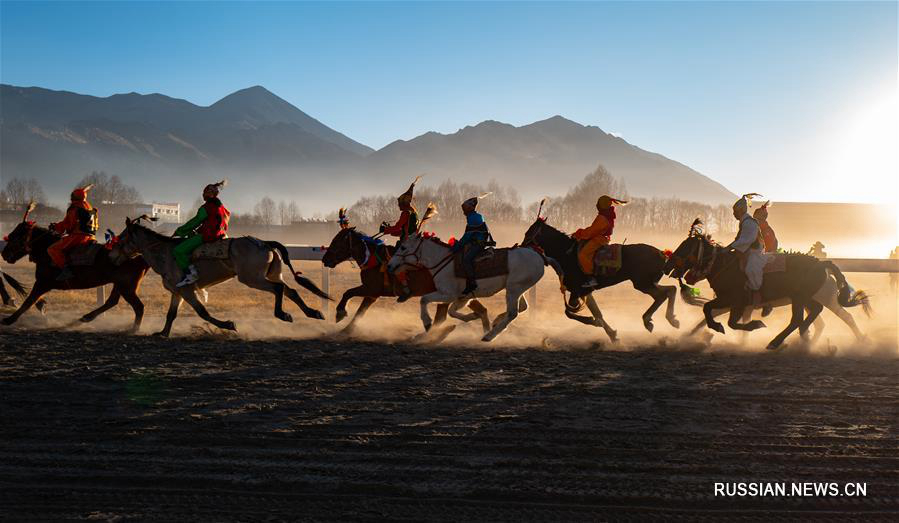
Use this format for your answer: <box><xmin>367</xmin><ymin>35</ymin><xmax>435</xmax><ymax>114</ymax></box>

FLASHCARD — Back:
<box><xmin>573</xmin><ymin>195</ymin><xmax>626</xmax><ymax>288</ymax></box>
<box><xmin>726</xmin><ymin>193</ymin><xmax>770</xmax><ymax>306</ymax></box>
<box><xmin>452</xmin><ymin>193</ymin><xmax>493</xmax><ymax>295</ymax></box>
<box><xmin>379</xmin><ymin>176</ymin><xmax>420</xmax><ymax>302</ymax></box>
<box><xmin>48</xmin><ymin>184</ymin><xmax>99</xmax><ymax>281</ymax></box>
<box><xmin>753</xmin><ymin>200</ymin><xmax>778</xmax><ymax>316</ymax></box>
<box><xmin>173</xmin><ymin>180</ymin><xmax>230</xmax><ymax>287</ymax></box>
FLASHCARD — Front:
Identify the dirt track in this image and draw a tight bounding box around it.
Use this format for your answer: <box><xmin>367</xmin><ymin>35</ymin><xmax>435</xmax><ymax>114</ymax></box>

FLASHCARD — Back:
<box><xmin>1</xmin><ymin>327</ymin><xmax>897</xmax><ymax>521</ymax></box>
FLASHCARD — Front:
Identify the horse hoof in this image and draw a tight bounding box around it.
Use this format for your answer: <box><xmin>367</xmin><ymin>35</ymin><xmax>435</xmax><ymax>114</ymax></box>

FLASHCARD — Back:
<box><xmin>749</xmin><ymin>320</ymin><xmax>766</xmax><ymax>330</ymax></box>
<box><xmin>79</xmin><ymin>316</ymin><xmax>92</xmax><ymax>323</ymax></box>
<box><xmin>223</xmin><ymin>321</ymin><xmax>237</xmax><ymax>331</ymax></box>
<box><xmin>278</xmin><ymin>312</ymin><xmax>293</xmax><ymax>323</ymax></box>
<box><xmin>335</xmin><ymin>309</ymin><xmax>347</xmax><ymax>323</ymax></box>
<box><xmin>766</xmin><ymin>342</ymin><xmax>782</xmax><ymax>351</ymax></box>
<box><xmin>643</xmin><ymin>320</ymin><xmax>654</xmax><ymax>333</ymax></box>
<box><xmin>668</xmin><ymin>317</ymin><xmax>680</xmax><ymax>329</ymax></box>
<box><xmin>710</xmin><ymin>323</ymin><xmax>725</xmax><ymax>334</ymax></box>
<box><xmin>608</xmin><ymin>330</ymin><xmax>618</xmax><ymax>342</ymax></box>
<box><xmin>1</xmin><ymin>318</ymin><xmax>13</xmax><ymax>326</ymax></box>
<box><xmin>308</xmin><ymin>310</ymin><xmax>325</xmax><ymax>321</ymax></box>
<box><xmin>153</xmin><ymin>331</ymin><xmax>169</xmax><ymax>338</ymax></box>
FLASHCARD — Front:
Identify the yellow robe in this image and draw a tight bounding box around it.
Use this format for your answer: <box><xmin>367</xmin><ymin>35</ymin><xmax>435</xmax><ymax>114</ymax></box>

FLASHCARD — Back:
<box><xmin>573</xmin><ymin>214</ymin><xmax>611</xmax><ymax>275</ymax></box>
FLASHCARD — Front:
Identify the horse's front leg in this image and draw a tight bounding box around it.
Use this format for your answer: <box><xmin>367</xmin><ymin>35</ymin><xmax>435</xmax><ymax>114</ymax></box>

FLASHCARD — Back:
<box><xmin>342</xmin><ymin>296</ymin><xmax>377</xmax><ymax>335</ymax></box>
<box><xmin>419</xmin><ymin>292</ymin><xmax>451</xmax><ymax>331</ymax></box>
<box><xmin>661</xmin><ymin>284</ymin><xmax>680</xmax><ymax>328</ymax></box>
<box><xmin>155</xmin><ymin>293</ymin><xmax>183</xmax><ymax>337</ymax></box>
<box><xmin>703</xmin><ymin>298</ymin><xmax>728</xmax><ymax>334</ymax></box>
<box><xmin>336</xmin><ymin>285</ymin><xmax>367</xmax><ymax>323</ymax></box>
<box><xmin>1</xmin><ymin>281</ymin><xmax>50</xmax><ymax>326</ymax></box>
<box><xmin>585</xmin><ymin>293</ymin><xmax>617</xmax><ymax>342</ymax></box>
<box><xmin>181</xmin><ymin>289</ymin><xmax>236</xmax><ymax>332</ymax></box>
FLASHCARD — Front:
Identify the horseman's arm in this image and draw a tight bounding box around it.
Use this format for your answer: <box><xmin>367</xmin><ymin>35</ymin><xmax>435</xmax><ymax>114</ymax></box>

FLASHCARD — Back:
<box><xmin>382</xmin><ymin>211</ymin><xmax>409</xmax><ymax>235</ymax></box>
<box><xmin>728</xmin><ymin>220</ymin><xmax>759</xmax><ymax>252</ymax></box>
<box><xmin>174</xmin><ymin>207</ymin><xmax>208</xmax><ymax>237</ymax></box>
<box><xmin>52</xmin><ymin>206</ymin><xmax>79</xmax><ymax>234</ymax></box>
<box><xmin>573</xmin><ymin>215</ymin><xmax>608</xmax><ymax>240</ymax></box>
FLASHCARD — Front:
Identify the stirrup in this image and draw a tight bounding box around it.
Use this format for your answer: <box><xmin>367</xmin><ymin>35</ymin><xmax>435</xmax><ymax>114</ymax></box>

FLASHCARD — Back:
<box><xmin>176</xmin><ymin>267</ymin><xmax>199</xmax><ymax>287</ymax></box>
<box><xmin>582</xmin><ymin>277</ymin><xmax>598</xmax><ymax>288</ymax></box>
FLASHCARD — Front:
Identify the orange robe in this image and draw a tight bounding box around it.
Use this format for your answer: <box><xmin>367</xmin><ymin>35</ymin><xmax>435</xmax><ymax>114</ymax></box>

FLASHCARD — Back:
<box><xmin>47</xmin><ymin>200</ymin><xmax>95</xmax><ymax>268</ymax></box>
<box><xmin>573</xmin><ymin>214</ymin><xmax>611</xmax><ymax>275</ymax></box>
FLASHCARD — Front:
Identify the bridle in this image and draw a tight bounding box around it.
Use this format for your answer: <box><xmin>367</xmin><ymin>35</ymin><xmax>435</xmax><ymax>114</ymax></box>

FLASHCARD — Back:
<box><xmin>392</xmin><ymin>236</ymin><xmax>455</xmax><ymax>277</ymax></box>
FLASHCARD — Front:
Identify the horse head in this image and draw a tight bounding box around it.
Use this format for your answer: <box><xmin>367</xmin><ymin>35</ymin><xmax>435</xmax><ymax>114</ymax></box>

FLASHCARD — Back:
<box><xmin>665</xmin><ymin>219</ymin><xmax>713</xmax><ymax>282</ymax></box>
<box><xmin>2</xmin><ymin>221</ymin><xmax>35</xmax><ymax>264</ymax></box>
<box><xmin>110</xmin><ymin>216</ymin><xmax>156</xmax><ymax>263</ymax></box>
<box><xmin>521</xmin><ymin>218</ymin><xmax>572</xmax><ymax>257</ymax></box>
<box><xmin>322</xmin><ymin>226</ymin><xmax>361</xmax><ymax>268</ymax></box>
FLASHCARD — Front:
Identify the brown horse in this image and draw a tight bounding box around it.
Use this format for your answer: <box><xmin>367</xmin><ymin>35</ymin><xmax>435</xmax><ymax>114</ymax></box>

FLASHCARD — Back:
<box><xmin>1</xmin><ymin>215</ymin><xmax>149</xmax><ymax>331</ymax></box>
<box><xmin>322</xmin><ymin>227</ymin><xmax>490</xmax><ymax>335</ymax></box>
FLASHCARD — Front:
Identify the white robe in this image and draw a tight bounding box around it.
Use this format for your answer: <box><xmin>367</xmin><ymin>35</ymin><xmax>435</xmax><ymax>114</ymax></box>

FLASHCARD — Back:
<box><xmin>728</xmin><ymin>214</ymin><xmax>771</xmax><ymax>291</ymax></box>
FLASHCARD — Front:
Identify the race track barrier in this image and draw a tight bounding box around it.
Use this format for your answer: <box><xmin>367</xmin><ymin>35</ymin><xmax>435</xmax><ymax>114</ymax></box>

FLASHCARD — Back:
<box><xmin>1</xmin><ymin>240</ymin><xmax>897</xmax><ymax>314</ymax></box>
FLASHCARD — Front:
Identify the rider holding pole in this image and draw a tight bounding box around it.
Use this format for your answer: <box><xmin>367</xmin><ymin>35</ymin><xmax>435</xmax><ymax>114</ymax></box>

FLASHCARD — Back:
<box><xmin>452</xmin><ymin>193</ymin><xmax>493</xmax><ymax>295</ymax></box>
<box><xmin>379</xmin><ymin>176</ymin><xmax>420</xmax><ymax>302</ymax></box>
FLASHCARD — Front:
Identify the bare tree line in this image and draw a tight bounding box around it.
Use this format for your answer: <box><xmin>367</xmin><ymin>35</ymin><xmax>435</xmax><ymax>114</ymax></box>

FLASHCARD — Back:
<box><xmin>347</xmin><ymin>164</ymin><xmax>737</xmax><ymax>236</ymax></box>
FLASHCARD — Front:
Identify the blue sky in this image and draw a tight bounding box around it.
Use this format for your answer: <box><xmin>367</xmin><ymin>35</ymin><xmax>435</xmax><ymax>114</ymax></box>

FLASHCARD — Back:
<box><xmin>1</xmin><ymin>1</ymin><xmax>896</xmax><ymax>204</ymax></box>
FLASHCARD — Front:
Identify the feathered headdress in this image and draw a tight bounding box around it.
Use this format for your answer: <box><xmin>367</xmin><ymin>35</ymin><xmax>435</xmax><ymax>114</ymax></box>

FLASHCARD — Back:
<box><xmin>689</xmin><ymin>217</ymin><xmax>704</xmax><ymax>236</ymax></box>
<box><xmin>733</xmin><ymin>192</ymin><xmax>762</xmax><ymax>213</ymax></box>
<box><xmin>21</xmin><ymin>200</ymin><xmax>36</xmax><ymax>223</ymax></box>
<box><xmin>417</xmin><ymin>202</ymin><xmax>438</xmax><ymax>232</ymax></box>
<box><xmin>337</xmin><ymin>207</ymin><xmax>350</xmax><ymax>229</ymax></box>
<box><xmin>398</xmin><ymin>175</ymin><xmax>422</xmax><ymax>207</ymax></box>
<box><xmin>597</xmin><ymin>195</ymin><xmax>628</xmax><ymax>210</ymax></box>
<box><xmin>71</xmin><ymin>184</ymin><xmax>94</xmax><ymax>201</ymax></box>
<box><xmin>463</xmin><ymin>192</ymin><xmax>492</xmax><ymax>209</ymax></box>
<box><xmin>204</xmin><ymin>179</ymin><xmax>228</xmax><ymax>195</ymax></box>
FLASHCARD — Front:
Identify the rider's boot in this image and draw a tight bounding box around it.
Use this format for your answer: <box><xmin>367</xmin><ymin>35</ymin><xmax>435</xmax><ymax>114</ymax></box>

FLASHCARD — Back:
<box><xmin>397</xmin><ymin>284</ymin><xmax>413</xmax><ymax>303</ymax></box>
<box><xmin>56</xmin><ymin>266</ymin><xmax>74</xmax><ymax>281</ymax></box>
<box><xmin>582</xmin><ymin>277</ymin><xmax>598</xmax><ymax>288</ymax></box>
<box><xmin>462</xmin><ymin>278</ymin><xmax>478</xmax><ymax>295</ymax></box>
<box><xmin>176</xmin><ymin>264</ymin><xmax>199</xmax><ymax>287</ymax></box>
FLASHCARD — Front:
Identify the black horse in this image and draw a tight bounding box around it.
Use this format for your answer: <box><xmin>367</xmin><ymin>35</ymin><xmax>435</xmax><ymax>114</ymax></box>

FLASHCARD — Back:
<box><xmin>1</xmin><ymin>212</ymin><xmax>149</xmax><ymax>330</ymax></box>
<box><xmin>522</xmin><ymin>218</ymin><xmax>680</xmax><ymax>341</ymax></box>
<box><xmin>664</xmin><ymin>219</ymin><xmax>866</xmax><ymax>350</ymax></box>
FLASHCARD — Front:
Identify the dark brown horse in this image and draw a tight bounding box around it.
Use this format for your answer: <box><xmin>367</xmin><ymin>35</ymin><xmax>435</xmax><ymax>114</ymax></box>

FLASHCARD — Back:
<box><xmin>322</xmin><ymin>227</ymin><xmax>490</xmax><ymax>335</ymax></box>
<box><xmin>664</xmin><ymin>219</ymin><xmax>868</xmax><ymax>350</ymax></box>
<box><xmin>522</xmin><ymin>218</ymin><xmax>680</xmax><ymax>341</ymax></box>
<box><xmin>1</xmin><ymin>216</ymin><xmax>149</xmax><ymax>331</ymax></box>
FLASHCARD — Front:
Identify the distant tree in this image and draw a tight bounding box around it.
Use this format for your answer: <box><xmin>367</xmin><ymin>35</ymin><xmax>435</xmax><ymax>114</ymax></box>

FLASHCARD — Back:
<box><xmin>3</xmin><ymin>177</ymin><xmax>46</xmax><ymax>204</ymax></box>
<box><xmin>77</xmin><ymin>171</ymin><xmax>142</xmax><ymax>204</ymax></box>
<box><xmin>254</xmin><ymin>196</ymin><xmax>277</xmax><ymax>226</ymax></box>
<box><xmin>277</xmin><ymin>200</ymin><xmax>302</xmax><ymax>225</ymax></box>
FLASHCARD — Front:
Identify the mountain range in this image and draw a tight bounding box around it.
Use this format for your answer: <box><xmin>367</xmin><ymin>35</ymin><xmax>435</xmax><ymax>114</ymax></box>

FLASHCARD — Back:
<box><xmin>0</xmin><ymin>84</ymin><xmax>735</xmax><ymax>211</ymax></box>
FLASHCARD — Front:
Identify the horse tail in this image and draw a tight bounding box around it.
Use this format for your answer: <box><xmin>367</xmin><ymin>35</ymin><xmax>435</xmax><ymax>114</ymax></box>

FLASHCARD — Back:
<box><xmin>2</xmin><ymin>272</ymin><xmax>30</xmax><ymax>299</ymax></box>
<box><xmin>265</xmin><ymin>241</ymin><xmax>332</xmax><ymax>301</ymax></box>
<box><xmin>822</xmin><ymin>261</ymin><xmax>872</xmax><ymax>317</ymax></box>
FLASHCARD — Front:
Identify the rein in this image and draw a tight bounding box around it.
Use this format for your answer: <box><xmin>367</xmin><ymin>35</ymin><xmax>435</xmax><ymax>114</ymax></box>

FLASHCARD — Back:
<box><xmin>394</xmin><ymin>236</ymin><xmax>455</xmax><ymax>277</ymax></box>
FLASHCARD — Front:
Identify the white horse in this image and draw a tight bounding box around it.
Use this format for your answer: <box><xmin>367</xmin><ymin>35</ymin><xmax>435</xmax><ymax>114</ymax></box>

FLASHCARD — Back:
<box><xmin>387</xmin><ymin>233</ymin><xmax>547</xmax><ymax>342</ymax></box>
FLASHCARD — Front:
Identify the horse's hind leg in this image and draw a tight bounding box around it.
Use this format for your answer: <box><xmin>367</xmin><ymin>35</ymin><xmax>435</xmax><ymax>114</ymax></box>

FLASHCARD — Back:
<box><xmin>767</xmin><ymin>301</ymin><xmax>804</xmax><ymax>350</ymax></box>
<box><xmin>727</xmin><ymin>306</ymin><xmax>766</xmax><ymax>332</ymax></box>
<box><xmin>1</xmin><ymin>282</ymin><xmax>50</xmax><ymax>326</ymax></box>
<box><xmin>586</xmin><ymin>294</ymin><xmax>617</xmax><ymax>341</ymax></box>
<box><xmin>482</xmin><ymin>288</ymin><xmax>524</xmax><ymax>342</ymax></box>
<box><xmin>799</xmin><ymin>300</ymin><xmax>823</xmax><ymax>340</ymax></box>
<box><xmin>239</xmin><ymin>276</ymin><xmax>293</xmax><ymax>322</ymax></box>
<box><xmin>181</xmin><ymin>289</ymin><xmax>236</xmax><ymax>331</ymax></box>
<box><xmin>80</xmin><ymin>287</ymin><xmax>121</xmax><ymax>323</ymax></box>
<box><xmin>469</xmin><ymin>300</ymin><xmax>491</xmax><ymax>333</ymax></box>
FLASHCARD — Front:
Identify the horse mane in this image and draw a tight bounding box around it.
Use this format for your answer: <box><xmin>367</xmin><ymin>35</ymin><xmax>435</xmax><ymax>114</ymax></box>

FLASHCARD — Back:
<box><xmin>130</xmin><ymin>222</ymin><xmax>178</xmax><ymax>243</ymax></box>
<box><xmin>421</xmin><ymin>233</ymin><xmax>452</xmax><ymax>249</ymax></box>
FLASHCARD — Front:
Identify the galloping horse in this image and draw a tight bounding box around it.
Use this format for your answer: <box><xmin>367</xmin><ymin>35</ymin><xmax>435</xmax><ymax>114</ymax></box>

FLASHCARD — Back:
<box><xmin>110</xmin><ymin>217</ymin><xmax>330</xmax><ymax>336</ymax></box>
<box><xmin>1</xmin><ymin>205</ymin><xmax>149</xmax><ymax>330</ymax></box>
<box><xmin>665</xmin><ymin>219</ymin><xmax>869</xmax><ymax>350</ymax></box>
<box><xmin>387</xmin><ymin>233</ymin><xmax>546</xmax><ymax>342</ymax></box>
<box><xmin>322</xmin><ymin>227</ymin><xmax>490</xmax><ymax>335</ymax></box>
<box><xmin>521</xmin><ymin>218</ymin><xmax>680</xmax><ymax>341</ymax></box>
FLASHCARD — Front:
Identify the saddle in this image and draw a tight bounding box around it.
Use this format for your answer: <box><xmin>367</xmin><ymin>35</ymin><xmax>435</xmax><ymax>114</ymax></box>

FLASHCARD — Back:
<box><xmin>192</xmin><ymin>238</ymin><xmax>232</xmax><ymax>260</ymax></box>
<box><xmin>763</xmin><ymin>253</ymin><xmax>787</xmax><ymax>274</ymax></box>
<box><xmin>67</xmin><ymin>242</ymin><xmax>103</xmax><ymax>266</ymax></box>
<box><xmin>453</xmin><ymin>247</ymin><xmax>510</xmax><ymax>279</ymax></box>
<box><xmin>592</xmin><ymin>243</ymin><xmax>623</xmax><ymax>276</ymax></box>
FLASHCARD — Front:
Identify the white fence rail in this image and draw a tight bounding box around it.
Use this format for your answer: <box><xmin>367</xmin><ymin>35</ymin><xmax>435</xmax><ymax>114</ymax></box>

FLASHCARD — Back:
<box><xmin>2</xmin><ymin>241</ymin><xmax>897</xmax><ymax>312</ymax></box>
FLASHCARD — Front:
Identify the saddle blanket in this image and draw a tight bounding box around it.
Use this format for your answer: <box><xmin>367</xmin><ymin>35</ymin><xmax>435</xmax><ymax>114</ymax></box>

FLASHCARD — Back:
<box><xmin>68</xmin><ymin>242</ymin><xmax>103</xmax><ymax>266</ymax></box>
<box><xmin>192</xmin><ymin>238</ymin><xmax>232</xmax><ymax>260</ymax></box>
<box><xmin>593</xmin><ymin>244</ymin><xmax>623</xmax><ymax>275</ymax></box>
<box><xmin>454</xmin><ymin>248</ymin><xmax>510</xmax><ymax>279</ymax></box>
<box><xmin>763</xmin><ymin>253</ymin><xmax>787</xmax><ymax>274</ymax></box>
